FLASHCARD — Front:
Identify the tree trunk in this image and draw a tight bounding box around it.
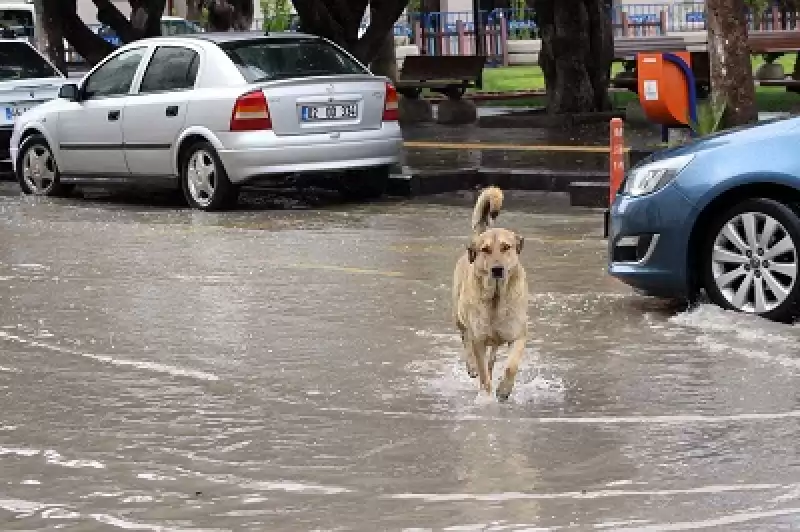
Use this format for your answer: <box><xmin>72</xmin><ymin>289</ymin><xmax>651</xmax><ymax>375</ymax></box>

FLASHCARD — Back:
<box><xmin>205</xmin><ymin>0</ymin><xmax>254</xmax><ymax>31</ymax></box>
<box><xmin>39</xmin><ymin>0</ymin><xmax>67</xmax><ymax>74</ymax></box>
<box><xmin>532</xmin><ymin>0</ymin><xmax>613</xmax><ymax>114</ymax></box>
<box><xmin>186</xmin><ymin>0</ymin><xmax>203</xmax><ymax>21</ymax></box>
<box><xmin>707</xmin><ymin>0</ymin><xmax>757</xmax><ymax>126</ymax></box>
<box><xmin>369</xmin><ymin>16</ymin><xmax>398</xmax><ymax>82</ymax></box>
<box><xmin>291</xmin><ymin>0</ymin><xmax>407</xmax><ymax>64</ymax></box>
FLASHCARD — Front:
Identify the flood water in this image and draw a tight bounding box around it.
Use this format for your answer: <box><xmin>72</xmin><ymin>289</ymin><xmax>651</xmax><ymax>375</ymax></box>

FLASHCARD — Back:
<box><xmin>1</xmin><ymin>185</ymin><xmax>800</xmax><ymax>531</ymax></box>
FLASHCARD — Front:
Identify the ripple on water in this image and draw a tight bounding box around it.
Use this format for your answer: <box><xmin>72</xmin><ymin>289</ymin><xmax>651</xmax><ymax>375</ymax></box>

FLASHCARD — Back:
<box><xmin>666</xmin><ymin>304</ymin><xmax>800</xmax><ymax>370</ymax></box>
<box><xmin>409</xmin><ymin>328</ymin><xmax>566</xmax><ymax>409</ymax></box>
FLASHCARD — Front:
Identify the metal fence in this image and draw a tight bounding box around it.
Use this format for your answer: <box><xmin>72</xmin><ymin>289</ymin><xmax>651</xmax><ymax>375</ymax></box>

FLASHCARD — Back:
<box><xmin>58</xmin><ymin>2</ymin><xmax>800</xmax><ymax>68</ymax></box>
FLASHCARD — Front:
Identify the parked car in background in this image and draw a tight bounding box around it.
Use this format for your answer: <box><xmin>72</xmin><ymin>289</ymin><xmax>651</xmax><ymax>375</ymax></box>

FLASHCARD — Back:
<box><xmin>608</xmin><ymin>117</ymin><xmax>800</xmax><ymax>323</ymax></box>
<box><xmin>0</xmin><ymin>38</ymin><xmax>66</xmax><ymax>167</ymax></box>
<box><xmin>10</xmin><ymin>31</ymin><xmax>402</xmax><ymax>210</ymax></box>
<box><xmin>160</xmin><ymin>16</ymin><xmax>205</xmax><ymax>35</ymax></box>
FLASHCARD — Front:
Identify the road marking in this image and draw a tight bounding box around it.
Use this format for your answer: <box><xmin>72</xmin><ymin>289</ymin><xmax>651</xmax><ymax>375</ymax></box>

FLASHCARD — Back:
<box><xmin>0</xmin><ymin>331</ymin><xmax>220</xmax><ymax>382</ymax></box>
<box><xmin>286</xmin><ymin>263</ymin><xmax>404</xmax><ymax>277</ymax></box>
<box><xmin>387</xmin><ymin>482</ymin><xmax>786</xmax><ymax>502</ymax></box>
<box><xmin>404</xmin><ymin>140</ymin><xmax>630</xmax><ymax>153</ymax></box>
<box><xmin>614</xmin><ymin>506</ymin><xmax>800</xmax><ymax>531</ymax></box>
<box><xmin>317</xmin><ymin>405</ymin><xmax>800</xmax><ymax>425</ymax></box>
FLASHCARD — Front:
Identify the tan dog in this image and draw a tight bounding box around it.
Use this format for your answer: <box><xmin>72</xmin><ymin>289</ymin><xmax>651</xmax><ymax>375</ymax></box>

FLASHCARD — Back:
<box><xmin>452</xmin><ymin>186</ymin><xmax>528</xmax><ymax>401</ymax></box>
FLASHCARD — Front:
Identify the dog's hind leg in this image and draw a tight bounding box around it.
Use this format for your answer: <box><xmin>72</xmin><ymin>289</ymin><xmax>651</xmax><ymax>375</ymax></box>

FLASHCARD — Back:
<box><xmin>496</xmin><ymin>338</ymin><xmax>525</xmax><ymax>401</ymax></box>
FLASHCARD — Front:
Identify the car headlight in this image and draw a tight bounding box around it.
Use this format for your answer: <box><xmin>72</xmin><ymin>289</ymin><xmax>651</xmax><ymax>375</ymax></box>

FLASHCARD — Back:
<box><xmin>623</xmin><ymin>153</ymin><xmax>695</xmax><ymax>197</ymax></box>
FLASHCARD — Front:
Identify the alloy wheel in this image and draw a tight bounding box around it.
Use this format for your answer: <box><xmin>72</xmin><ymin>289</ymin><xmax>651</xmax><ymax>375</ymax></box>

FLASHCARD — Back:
<box><xmin>186</xmin><ymin>149</ymin><xmax>217</xmax><ymax>208</ymax></box>
<box><xmin>22</xmin><ymin>143</ymin><xmax>57</xmax><ymax>195</ymax></box>
<box><xmin>711</xmin><ymin>211</ymin><xmax>798</xmax><ymax>314</ymax></box>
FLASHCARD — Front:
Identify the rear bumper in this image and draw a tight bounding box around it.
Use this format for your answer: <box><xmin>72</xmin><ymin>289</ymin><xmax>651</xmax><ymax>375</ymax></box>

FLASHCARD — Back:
<box><xmin>215</xmin><ymin>124</ymin><xmax>403</xmax><ymax>184</ymax></box>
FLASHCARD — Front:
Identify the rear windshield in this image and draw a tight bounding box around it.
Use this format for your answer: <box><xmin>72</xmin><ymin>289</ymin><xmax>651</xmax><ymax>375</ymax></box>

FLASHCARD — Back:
<box><xmin>0</xmin><ymin>41</ymin><xmax>61</xmax><ymax>80</ymax></box>
<box><xmin>220</xmin><ymin>38</ymin><xmax>367</xmax><ymax>83</ymax></box>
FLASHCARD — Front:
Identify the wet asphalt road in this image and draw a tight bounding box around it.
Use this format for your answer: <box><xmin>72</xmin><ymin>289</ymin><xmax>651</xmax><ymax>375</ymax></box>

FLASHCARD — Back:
<box><xmin>1</xmin><ymin>183</ymin><xmax>800</xmax><ymax>531</ymax></box>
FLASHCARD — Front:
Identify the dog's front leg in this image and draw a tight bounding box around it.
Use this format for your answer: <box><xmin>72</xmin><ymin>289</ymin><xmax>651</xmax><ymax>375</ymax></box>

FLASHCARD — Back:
<box><xmin>470</xmin><ymin>341</ymin><xmax>491</xmax><ymax>395</ymax></box>
<box><xmin>461</xmin><ymin>333</ymin><xmax>479</xmax><ymax>379</ymax></box>
<box><xmin>496</xmin><ymin>338</ymin><xmax>526</xmax><ymax>401</ymax></box>
<box><xmin>487</xmin><ymin>346</ymin><xmax>500</xmax><ymax>382</ymax></box>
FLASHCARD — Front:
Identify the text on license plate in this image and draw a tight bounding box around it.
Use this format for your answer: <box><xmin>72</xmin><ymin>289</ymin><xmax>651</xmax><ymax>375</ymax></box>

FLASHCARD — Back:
<box><xmin>300</xmin><ymin>103</ymin><xmax>358</xmax><ymax>122</ymax></box>
<box><xmin>5</xmin><ymin>104</ymin><xmax>36</xmax><ymax>122</ymax></box>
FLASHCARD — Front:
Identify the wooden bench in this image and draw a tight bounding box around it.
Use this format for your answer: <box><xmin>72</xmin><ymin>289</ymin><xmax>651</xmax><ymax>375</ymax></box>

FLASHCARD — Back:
<box><xmin>395</xmin><ymin>55</ymin><xmax>487</xmax><ymax>100</ymax></box>
<box><xmin>749</xmin><ymin>30</ymin><xmax>800</xmax><ymax>54</ymax></box>
<box><xmin>613</xmin><ymin>35</ymin><xmax>690</xmax><ymax>60</ymax></box>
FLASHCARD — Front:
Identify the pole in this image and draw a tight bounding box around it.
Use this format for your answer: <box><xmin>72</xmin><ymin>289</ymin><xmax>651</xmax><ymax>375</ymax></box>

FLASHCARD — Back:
<box><xmin>609</xmin><ymin>117</ymin><xmax>625</xmax><ymax>205</ymax></box>
<box><xmin>605</xmin><ymin>117</ymin><xmax>625</xmax><ymax>238</ymax></box>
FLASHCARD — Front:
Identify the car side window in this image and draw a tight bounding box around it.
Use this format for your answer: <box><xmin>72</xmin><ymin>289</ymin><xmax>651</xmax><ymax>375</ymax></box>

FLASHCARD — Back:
<box><xmin>139</xmin><ymin>46</ymin><xmax>199</xmax><ymax>93</ymax></box>
<box><xmin>83</xmin><ymin>47</ymin><xmax>146</xmax><ymax>100</ymax></box>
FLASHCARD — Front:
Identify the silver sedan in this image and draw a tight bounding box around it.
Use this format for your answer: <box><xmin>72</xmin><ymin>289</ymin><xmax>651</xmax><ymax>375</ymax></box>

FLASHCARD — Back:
<box><xmin>10</xmin><ymin>31</ymin><xmax>403</xmax><ymax>210</ymax></box>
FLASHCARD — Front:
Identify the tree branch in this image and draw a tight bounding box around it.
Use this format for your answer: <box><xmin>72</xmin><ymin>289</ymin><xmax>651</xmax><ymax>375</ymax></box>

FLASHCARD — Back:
<box><xmin>60</xmin><ymin>0</ymin><xmax>116</xmax><ymax>65</ymax></box>
<box><xmin>92</xmin><ymin>0</ymin><xmax>139</xmax><ymax>42</ymax></box>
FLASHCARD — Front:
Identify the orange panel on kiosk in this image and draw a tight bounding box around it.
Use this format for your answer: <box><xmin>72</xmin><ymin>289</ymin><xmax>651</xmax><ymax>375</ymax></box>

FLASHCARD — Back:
<box><xmin>637</xmin><ymin>51</ymin><xmax>692</xmax><ymax>127</ymax></box>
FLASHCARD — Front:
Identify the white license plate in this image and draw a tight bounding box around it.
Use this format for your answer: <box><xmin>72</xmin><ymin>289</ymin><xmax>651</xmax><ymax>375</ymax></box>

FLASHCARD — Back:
<box><xmin>300</xmin><ymin>103</ymin><xmax>358</xmax><ymax>122</ymax></box>
<box><xmin>4</xmin><ymin>104</ymin><xmax>37</xmax><ymax>122</ymax></box>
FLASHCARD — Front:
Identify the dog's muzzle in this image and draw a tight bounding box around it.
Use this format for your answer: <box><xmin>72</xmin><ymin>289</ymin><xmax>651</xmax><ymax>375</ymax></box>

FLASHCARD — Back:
<box><xmin>490</xmin><ymin>266</ymin><xmax>505</xmax><ymax>279</ymax></box>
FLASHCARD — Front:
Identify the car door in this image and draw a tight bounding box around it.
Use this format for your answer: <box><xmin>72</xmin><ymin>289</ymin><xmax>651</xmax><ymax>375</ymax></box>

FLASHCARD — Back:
<box><xmin>123</xmin><ymin>45</ymin><xmax>199</xmax><ymax>177</ymax></box>
<box><xmin>56</xmin><ymin>46</ymin><xmax>147</xmax><ymax>177</ymax></box>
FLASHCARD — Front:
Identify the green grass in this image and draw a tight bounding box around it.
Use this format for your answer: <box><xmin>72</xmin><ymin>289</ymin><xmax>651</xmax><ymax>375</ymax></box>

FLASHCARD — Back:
<box><xmin>473</xmin><ymin>54</ymin><xmax>800</xmax><ymax>112</ymax></box>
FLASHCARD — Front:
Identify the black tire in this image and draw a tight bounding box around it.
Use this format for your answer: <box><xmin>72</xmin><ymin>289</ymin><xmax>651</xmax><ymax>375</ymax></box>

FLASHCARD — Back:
<box><xmin>180</xmin><ymin>141</ymin><xmax>238</xmax><ymax>211</ymax></box>
<box><xmin>337</xmin><ymin>165</ymin><xmax>390</xmax><ymax>201</ymax></box>
<box><xmin>16</xmin><ymin>134</ymin><xmax>73</xmax><ymax>197</ymax></box>
<box><xmin>702</xmin><ymin>198</ymin><xmax>800</xmax><ymax>323</ymax></box>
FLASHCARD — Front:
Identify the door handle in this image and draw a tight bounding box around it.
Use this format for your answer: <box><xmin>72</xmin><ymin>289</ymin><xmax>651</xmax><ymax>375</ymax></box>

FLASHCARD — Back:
<box><xmin>166</xmin><ymin>105</ymin><xmax>179</xmax><ymax>117</ymax></box>
<box><xmin>108</xmin><ymin>110</ymin><xmax>120</xmax><ymax>121</ymax></box>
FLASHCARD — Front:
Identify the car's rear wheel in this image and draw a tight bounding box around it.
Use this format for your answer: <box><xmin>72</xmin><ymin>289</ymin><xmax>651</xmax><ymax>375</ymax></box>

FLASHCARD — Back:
<box><xmin>337</xmin><ymin>165</ymin><xmax>390</xmax><ymax>201</ymax></box>
<box><xmin>16</xmin><ymin>135</ymin><xmax>73</xmax><ymax>197</ymax></box>
<box><xmin>180</xmin><ymin>141</ymin><xmax>238</xmax><ymax>211</ymax></box>
<box><xmin>703</xmin><ymin>198</ymin><xmax>800</xmax><ymax>322</ymax></box>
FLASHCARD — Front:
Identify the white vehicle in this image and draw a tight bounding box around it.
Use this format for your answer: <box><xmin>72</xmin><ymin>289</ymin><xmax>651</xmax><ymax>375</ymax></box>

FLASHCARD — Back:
<box><xmin>0</xmin><ymin>1</ymin><xmax>34</xmax><ymax>41</ymax></box>
<box><xmin>10</xmin><ymin>32</ymin><xmax>402</xmax><ymax>210</ymax></box>
<box><xmin>0</xmin><ymin>38</ymin><xmax>66</xmax><ymax>166</ymax></box>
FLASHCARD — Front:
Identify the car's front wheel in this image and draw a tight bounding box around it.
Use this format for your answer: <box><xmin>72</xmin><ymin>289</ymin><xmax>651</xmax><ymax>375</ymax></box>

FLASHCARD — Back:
<box><xmin>703</xmin><ymin>198</ymin><xmax>800</xmax><ymax>322</ymax></box>
<box><xmin>16</xmin><ymin>134</ymin><xmax>73</xmax><ymax>197</ymax></box>
<box><xmin>180</xmin><ymin>141</ymin><xmax>238</xmax><ymax>211</ymax></box>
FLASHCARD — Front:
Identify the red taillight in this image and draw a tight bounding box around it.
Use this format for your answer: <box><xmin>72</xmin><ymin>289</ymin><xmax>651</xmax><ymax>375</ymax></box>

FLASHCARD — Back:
<box><xmin>230</xmin><ymin>90</ymin><xmax>271</xmax><ymax>131</ymax></box>
<box><xmin>382</xmin><ymin>82</ymin><xmax>399</xmax><ymax>122</ymax></box>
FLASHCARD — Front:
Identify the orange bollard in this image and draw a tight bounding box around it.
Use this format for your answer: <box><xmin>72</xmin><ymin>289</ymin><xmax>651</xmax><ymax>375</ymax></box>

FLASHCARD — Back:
<box><xmin>609</xmin><ymin>117</ymin><xmax>625</xmax><ymax>205</ymax></box>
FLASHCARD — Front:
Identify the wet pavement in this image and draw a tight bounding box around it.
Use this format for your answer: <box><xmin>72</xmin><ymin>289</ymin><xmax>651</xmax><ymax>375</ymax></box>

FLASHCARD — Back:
<box><xmin>2</xmin><ymin>185</ymin><xmax>800</xmax><ymax>531</ymax></box>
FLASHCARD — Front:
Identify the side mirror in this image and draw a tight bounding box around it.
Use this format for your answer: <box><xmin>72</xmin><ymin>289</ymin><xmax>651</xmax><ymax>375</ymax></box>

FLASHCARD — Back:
<box><xmin>58</xmin><ymin>83</ymin><xmax>80</xmax><ymax>102</ymax></box>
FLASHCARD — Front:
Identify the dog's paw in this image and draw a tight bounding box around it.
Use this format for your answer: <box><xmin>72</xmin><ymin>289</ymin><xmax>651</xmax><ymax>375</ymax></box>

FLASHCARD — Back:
<box><xmin>496</xmin><ymin>380</ymin><xmax>513</xmax><ymax>402</ymax></box>
<box><xmin>466</xmin><ymin>363</ymin><xmax>478</xmax><ymax>379</ymax></box>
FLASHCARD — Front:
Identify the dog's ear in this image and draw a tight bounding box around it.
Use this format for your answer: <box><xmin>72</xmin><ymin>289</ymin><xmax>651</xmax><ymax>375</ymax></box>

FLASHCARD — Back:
<box><xmin>515</xmin><ymin>234</ymin><xmax>524</xmax><ymax>254</ymax></box>
<box><xmin>467</xmin><ymin>242</ymin><xmax>477</xmax><ymax>263</ymax></box>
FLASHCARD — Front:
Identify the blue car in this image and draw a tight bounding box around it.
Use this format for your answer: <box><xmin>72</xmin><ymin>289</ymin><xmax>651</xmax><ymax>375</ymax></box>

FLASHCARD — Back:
<box><xmin>608</xmin><ymin>116</ymin><xmax>800</xmax><ymax>322</ymax></box>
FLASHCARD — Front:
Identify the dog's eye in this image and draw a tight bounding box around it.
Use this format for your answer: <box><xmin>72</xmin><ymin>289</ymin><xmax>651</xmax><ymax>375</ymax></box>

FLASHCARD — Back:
<box><xmin>481</xmin><ymin>246</ymin><xmax>491</xmax><ymax>254</ymax></box>
<box><xmin>500</xmin><ymin>243</ymin><xmax>511</xmax><ymax>252</ymax></box>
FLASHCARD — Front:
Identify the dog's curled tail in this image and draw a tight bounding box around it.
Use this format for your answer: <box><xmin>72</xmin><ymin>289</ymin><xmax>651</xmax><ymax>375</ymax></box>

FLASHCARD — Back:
<box><xmin>471</xmin><ymin>186</ymin><xmax>504</xmax><ymax>234</ymax></box>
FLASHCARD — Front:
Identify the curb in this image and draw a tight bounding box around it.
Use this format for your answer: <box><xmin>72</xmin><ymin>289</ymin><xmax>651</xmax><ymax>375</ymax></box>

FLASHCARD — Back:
<box><xmin>388</xmin><ymin>167</ymin><xmax>609</xmax><ymax>197</ymax></box>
